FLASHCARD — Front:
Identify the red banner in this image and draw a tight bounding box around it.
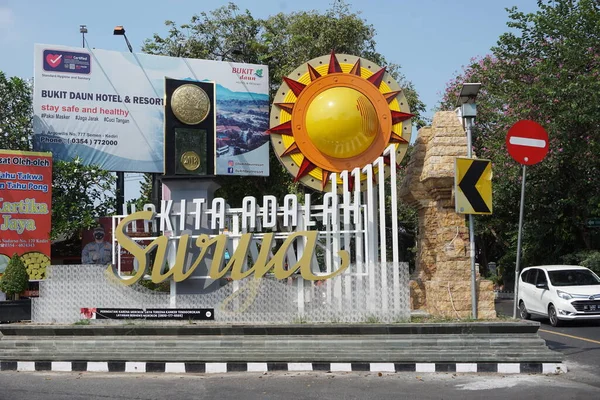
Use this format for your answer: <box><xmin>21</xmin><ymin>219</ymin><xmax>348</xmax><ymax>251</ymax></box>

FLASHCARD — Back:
<box><xmin>0</xmin><ymin>150</ymin><xmax>52</xmax><ymax>279</ymax></box>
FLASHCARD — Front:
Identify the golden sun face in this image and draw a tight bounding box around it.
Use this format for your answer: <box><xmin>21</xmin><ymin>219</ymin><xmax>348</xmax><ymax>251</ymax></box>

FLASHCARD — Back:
<box><xmin>268</xmin><ymin>52</ymin><xmax>413</xmax><ymax>192</ymax></box>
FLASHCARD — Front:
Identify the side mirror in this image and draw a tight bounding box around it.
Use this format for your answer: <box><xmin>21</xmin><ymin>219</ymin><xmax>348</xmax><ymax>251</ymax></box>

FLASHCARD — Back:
<box><xmin>536</xmin><ymin>283</ymin><xmax>548</xmax><ymax>290</ymax></box>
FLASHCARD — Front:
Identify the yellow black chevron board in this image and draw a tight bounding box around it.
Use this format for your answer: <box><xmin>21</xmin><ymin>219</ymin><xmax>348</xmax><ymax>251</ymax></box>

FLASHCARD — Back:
<box><xmin>454</xmin><ymin>157</ymin><xmax>492</xmax><ymax>215</ymax></box>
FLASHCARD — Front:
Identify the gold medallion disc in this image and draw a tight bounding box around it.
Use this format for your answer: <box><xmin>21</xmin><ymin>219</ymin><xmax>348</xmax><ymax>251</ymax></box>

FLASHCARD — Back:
<box><xmin>180</xmin><ymin>151</ymin><xmax>201</xmax><ymax>171</ymax></box>
<box><xmin>171</xmin><ymin>84</ymin><xmax>211</xmax><ymax>125</ymax></box>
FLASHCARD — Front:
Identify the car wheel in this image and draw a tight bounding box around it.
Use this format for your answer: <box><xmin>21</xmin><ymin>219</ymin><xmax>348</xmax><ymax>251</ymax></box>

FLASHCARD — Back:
<box><xmin>519</xmin><ymin>301</ymin><xmax>531</xmax><ymax>320</ymax></box>
<box><xmin>548</xmin><ymin>304</ymin><xmax>562</xmax><ymax>327</ymax></box>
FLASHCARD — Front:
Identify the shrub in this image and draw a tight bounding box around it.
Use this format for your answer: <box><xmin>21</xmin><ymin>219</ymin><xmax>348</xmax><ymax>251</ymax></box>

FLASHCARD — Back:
<box><xmin>561</xmin><ymin>251</ymin><xmax>600</xmax><ymax>275</ymax></box>
<box><xmin>0</xmin><ymin>254</ymin><xmax>29</xmax><ymax>300</ymax></box>
<box><xmin>580</xmin><ymin>252</ymin><xmax>600</xmax><ymax>276</ymax></box>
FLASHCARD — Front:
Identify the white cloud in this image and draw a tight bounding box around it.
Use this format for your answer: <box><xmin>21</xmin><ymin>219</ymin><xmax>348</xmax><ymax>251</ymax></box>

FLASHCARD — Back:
<box><xmin>0</xmin><ymin>7</ymin><xmax>17</xmax><ymax>43</ymax></box>
<box><xmin>0</xmin><ymin>7</ymin><xmax>14</xmax><ymax>25</ymax></box>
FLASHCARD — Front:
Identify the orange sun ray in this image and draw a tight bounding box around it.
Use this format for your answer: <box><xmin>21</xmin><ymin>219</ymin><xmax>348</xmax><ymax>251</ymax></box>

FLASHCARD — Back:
<box><xmin>280</xmin><ymin>142</ymin><xmax>301</xmax><ymax>157</ymax></box>
<box><xmin>307</xmin><ymin>63</ymin><xmax>321</xmax><ymax>81</ymax></box>
<box><xmin>274</xmin><ymin>102</ymin><xmax>295</xmax><ymax>114</ymax></box>
<box><xmin>282</xmin><ymin>76</ymin><xmax>306</xmax><ymax>97</ymax></box>
<box><xmin>328</xmin><ymin>51</ymin><xmax>342</xmax><ymax>74</ymax></box>
<box><xmin>349</xmin><ymin>59</ymin><xmax>361</xmax><ymax>76</ymax></box>
<box><xmin>267</xmin><ymin>121</ymin><xmax>293</xmax><ymax>136</ymax></box>
<box><xmin>294</xmin><ymin>157</ymin><xmax>317</xmax><ymax>182</ymax></box>
<box><xmin>322</xmin><ymin>170</ymin><xmax>331</xmax><ymax>190</ymax></box>
<box><xmin>389</xmin><ymin>131</ymin><xmax>408</xmax><ymax>144</ymax></box>
<box><xmin>269</xmin><ymin>53</ymin><xmax>413</xmax><ymax>192</ymax></box>
<box><xmin>391</xmin><ymin>110</ymin><xmax>414</xmax><ymax>125</ymax></box>
<box><xmin>367</xmin><ymin>67</ymin><xmax>386</xmax><ymax>88</ymax></box>
<box><xmin>383</xmin><ymin>90</ymin><xmax>402</xmax><ymax>103</ymax></box>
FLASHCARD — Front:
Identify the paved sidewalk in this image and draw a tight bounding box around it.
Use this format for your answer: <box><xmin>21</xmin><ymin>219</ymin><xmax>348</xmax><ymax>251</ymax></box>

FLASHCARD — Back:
<box><xmin>495</xmin><ymin>298</ymin><xmax>516</xmax><ymax>318</ymax></box>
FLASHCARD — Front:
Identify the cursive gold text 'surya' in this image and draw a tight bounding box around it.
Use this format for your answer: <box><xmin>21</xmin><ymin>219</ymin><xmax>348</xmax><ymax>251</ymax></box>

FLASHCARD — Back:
<box><xmin>111</xmin><ymin>211</ymin><xmax>350</xmax><ymax>286</ymax></box>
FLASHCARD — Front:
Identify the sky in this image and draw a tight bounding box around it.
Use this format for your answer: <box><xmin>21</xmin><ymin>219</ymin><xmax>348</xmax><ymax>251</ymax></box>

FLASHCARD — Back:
<box><xmin>0</xmin><ymin>0</ymin><xmax>540</xmax><ymax>200</ymax></box>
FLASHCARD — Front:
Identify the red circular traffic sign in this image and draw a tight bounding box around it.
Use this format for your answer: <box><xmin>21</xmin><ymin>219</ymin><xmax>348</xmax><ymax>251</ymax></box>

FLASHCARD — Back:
<box><xmin>506</xmin><ymin>120</ymin><xmax>549</xmax><ymax>165</ymax></box>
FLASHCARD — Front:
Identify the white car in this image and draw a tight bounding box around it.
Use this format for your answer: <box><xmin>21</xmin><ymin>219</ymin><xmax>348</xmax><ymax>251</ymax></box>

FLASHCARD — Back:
<box><xmin>518</xmin><ymin>265</ymin><xmax>600</xmax><ymax>326</ymax></box>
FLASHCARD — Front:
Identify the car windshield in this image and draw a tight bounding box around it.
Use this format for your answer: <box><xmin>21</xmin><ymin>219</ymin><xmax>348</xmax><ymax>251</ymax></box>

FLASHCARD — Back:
<box><xmin>548</xmin><ymin>269</ymin><xmax>600</xmax><ymax>286</ymax></box>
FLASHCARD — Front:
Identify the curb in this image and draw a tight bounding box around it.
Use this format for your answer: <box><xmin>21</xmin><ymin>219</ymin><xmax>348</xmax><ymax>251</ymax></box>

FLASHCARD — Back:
<box><xmin>0</xmin><ymin>361</ymin><xmax>567</xmax><ymax>375</ymax></box>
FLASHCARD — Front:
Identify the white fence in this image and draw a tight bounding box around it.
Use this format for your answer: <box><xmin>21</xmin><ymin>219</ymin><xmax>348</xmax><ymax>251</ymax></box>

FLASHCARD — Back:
<box><xmin>33</xmin><ymin>145</ymin><xmax>410</xmax><ymax>323</ymax></box>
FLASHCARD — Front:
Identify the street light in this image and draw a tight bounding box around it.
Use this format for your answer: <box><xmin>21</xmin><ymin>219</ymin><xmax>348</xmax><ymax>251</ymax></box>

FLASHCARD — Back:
<box><xmin>113</xmin><ymin>25</ymin><xmax>133</xmax><ymax>53</ymax></box>
<box><xmin>112</xmin><ymin>25</ymin><xmax>161</xmax><ymax>212</ymax></box>
<box><xmin>79</xmin><ymin>25</ymin><xmax>87</xmax><ymax>48</ymax></box>
<box><xmin>456</xmin><ymin>82</ymin><xmax>482</xmax><ymax>319</ymax></box>
<box><xmin>112</xmin><ymin>26</ymin><xmax>134</xmax><ymax>214</ymax></box>
<box><xmin>457</xmin><ymin>83</ymin><xmax>481</xmax><ymax>157</ymax></box>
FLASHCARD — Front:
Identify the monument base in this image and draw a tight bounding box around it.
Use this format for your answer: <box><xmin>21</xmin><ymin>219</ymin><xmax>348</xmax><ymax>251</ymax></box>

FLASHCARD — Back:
<box><xmin>160</xmin><ymin>175</ymin><xmax>222</xmax><ymax>295</ymax></box>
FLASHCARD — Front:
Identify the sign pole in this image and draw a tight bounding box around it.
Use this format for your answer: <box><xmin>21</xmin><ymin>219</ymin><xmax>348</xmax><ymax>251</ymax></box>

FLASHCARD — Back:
<box><xmin>465</xmin><ymin>117</ymin><xmax>478</xmax><ymax>319</ymax></box>
<box><xmin>505</xmin><ymin>120</ymin><xmax>548</xmax><ymax>319</ymax></box>
<box><xmin>513</xmin><ymin>164</ymin><xmax>527</xmax><ymax>318</ymax></box>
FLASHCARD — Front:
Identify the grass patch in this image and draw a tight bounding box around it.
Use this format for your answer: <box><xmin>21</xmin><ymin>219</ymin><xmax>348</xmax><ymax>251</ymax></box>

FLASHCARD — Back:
<box><xmin>292</xmin><ymin>315</ymin><xmax>307</xmax><ymax>324</ymax></box>
<box><xmin>364</xmin><ymin>315</ymin><xmax>381</xmax><ymax>324</ymax></box>
<box><xmin>410</xmin><ymin>315</ymin><xmax>516</xmax><ymax>323</ymax></box>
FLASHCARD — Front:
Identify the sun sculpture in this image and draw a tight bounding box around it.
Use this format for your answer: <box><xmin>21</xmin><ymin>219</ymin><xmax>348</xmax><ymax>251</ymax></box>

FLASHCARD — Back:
<box><xmin>268</xmin><ymin>51</ymin><xmax>414</xmax><ymax>192</ymax></box>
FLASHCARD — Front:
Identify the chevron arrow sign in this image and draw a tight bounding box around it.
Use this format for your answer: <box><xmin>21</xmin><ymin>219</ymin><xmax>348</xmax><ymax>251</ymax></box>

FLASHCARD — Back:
<box><xmin>455</xmin><ymin>158</ymin><xmax>492</xmax><ymax>215</ymax></box>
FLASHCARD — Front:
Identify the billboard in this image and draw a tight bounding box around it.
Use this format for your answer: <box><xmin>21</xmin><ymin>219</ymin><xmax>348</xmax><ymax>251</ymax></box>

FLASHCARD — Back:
<box><xmin>32</xmin><ymin>44</ymin><xmax>270</xmax><ymax>175</ymax></box>
<box><xmin>0</xmin><ymin>150</ymin><xmax>52</xmax><ymax>280</ymax></box>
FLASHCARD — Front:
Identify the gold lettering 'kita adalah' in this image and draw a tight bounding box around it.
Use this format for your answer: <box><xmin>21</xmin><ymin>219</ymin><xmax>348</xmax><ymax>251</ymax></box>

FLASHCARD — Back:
<box><xmin>171</xmin><ymin>84</ymin><xmax>211</xmax><ymax>125</ymax></box>
<box><xmin>180</xmin><ymin>151</ymin><xmax>201</xmax><ymax>171</ymax></box>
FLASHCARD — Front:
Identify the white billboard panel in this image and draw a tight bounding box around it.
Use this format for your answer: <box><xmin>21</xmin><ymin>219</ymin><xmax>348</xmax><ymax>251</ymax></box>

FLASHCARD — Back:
<box><xmin>33</xmin><ymin>44</ymin><xmax>270</xmax><ymax>175</ymax></box>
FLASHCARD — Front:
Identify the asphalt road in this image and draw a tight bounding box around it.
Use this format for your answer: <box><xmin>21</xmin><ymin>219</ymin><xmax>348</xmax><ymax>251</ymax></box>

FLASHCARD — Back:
<box><xmin>496</xmin><ymin>298</ymin><xmax>600</xmax><ymax>388</ymax></box>
<box><xmin>0</xmin><ymin>370</ymin><xmax>598</xmax><ymax>400</ymax></box>
<box><xmin>0</xmin><ymin>301</ymin><xmax>596</xmax><ymax>398</ymax></box>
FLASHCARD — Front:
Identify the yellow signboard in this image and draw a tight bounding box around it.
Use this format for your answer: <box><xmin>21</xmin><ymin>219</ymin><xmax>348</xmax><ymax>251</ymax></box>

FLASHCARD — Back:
<box><xmin>455</xmin><ymin>158</ymin><xmax>492</xmax><ymax>215</ymax></box>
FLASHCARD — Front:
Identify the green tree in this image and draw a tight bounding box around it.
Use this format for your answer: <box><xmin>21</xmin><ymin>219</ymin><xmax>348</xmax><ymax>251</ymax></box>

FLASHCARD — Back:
<box><xmin>0</xmin><ymin>254</ymin><xmax>29</xmax><ymax>300</ymax></box>
<box><xmin>0</xmin><ymin>71</ymin><xmax>116</xmax><ymax>241</ymax></box>
<box><xmin>51</xmin><ymin>157</ymin><xmax>116</xmax><ymax>240</ymax></box>
<box><xmin>127</xmin><ymin>173</ymin><xmax>152</xmax><ymax>212</ymax></box>
<box><xmin>0</xmin><ymin>72</ymin><xmax>32</xmax><ymax>150</ymax></box>
<box><xmin>439</xmin><ymin>0</ymin><xmax>600</xmax><ymax>279</ymax></box>
<box><xmin>143</xmin><ymin>1</ymin><xmax>426</xmax><ymax>206</ymax></box>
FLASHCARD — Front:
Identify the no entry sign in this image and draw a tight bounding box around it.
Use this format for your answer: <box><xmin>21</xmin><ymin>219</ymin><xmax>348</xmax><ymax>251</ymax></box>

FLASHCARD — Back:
<box><xmin>506</xmin><ymin>120</ymin><xmax>549</xmax><ymax>165</ymax></box>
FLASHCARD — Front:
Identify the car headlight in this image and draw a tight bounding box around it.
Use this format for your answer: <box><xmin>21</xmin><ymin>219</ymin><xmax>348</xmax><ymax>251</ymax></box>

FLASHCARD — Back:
<box><xmin>557</xmin><ymin>290</ymin><xmax>572</xmax><ymax>300</ymax></box>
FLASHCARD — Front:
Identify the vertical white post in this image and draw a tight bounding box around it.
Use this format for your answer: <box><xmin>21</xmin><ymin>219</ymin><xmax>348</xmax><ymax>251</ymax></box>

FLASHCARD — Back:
<box><xmin>325</xmin><ymin>177</ymin><xmax>337</xmax><ymax>304</ymax></box>
<box><xmin>324</xmin><ymin>192</ymin><xmax>333</xmax><ymax>279</ymax></box>
<box><xmin>331</xmin><ymin>173</ymin><xmax>343</xmax><ymax>310</ymax></box>
<box><xmin>361</xmin><ymin>164</ymin><xmax>377</xmax><ymax>311</ymax></box>
<box><xmin>341</xmin><ymin>171</ymin><xmax>353</xmax><ymax>309</ymax></box>
<box><xmin>130</xmin><ymin>204</ymin><xmax>137</xmax><ymax>232</ymax></box>
<box><xmin>351</xmin><ymin>167</ymin><xmax>364</xmax><ymax>309</ymax></box>
<box><xmin>373</xmin><ymin>156</ymin><xmax>388</xmax><ymax>312</ymax></box>
<box><xmin>351</xmin><ymin>167</ymin><xmax>363</xmax><ymax>267</ymax></box>
<box><xmin>168</xmin><ymin>236</ymin><xmax>177</xmax><ymax>308</ymax></box>
<box><xmin>330</xmin><ymin>173</ymin><xmax>342</xmax><ymax>310</ymax></box>
<box><xmin>169</xmin><ymin>279</ymin><xmax>177</xmax><ymax>308</ymax></box>
<box><xmin>230</xmin><ymin>214</ymin><xmax>240</xmax><ymax>305</ymax></box>
<box><xmin>111</xmin><ymin>216</ymin><xmax>117</xmax><ymax>269</ymax></box>
<box><xmin>296</xmin><ymin>200</ymin><xmax>305</xmax><ymax>316</ymax></box>
<box><xmin>384</xmin><ymin>144</ymin><xmax>401</xmax><ymax>312</ymax></box>
<box><xmin>361</xmin><ymin>164</ymin><xmax>377</xmax><ymax>264</ymax></box>
<box><xmin>373</xmin><ymin>157</ymin><xmax>387</xmax><ymax>264</ymax></box>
